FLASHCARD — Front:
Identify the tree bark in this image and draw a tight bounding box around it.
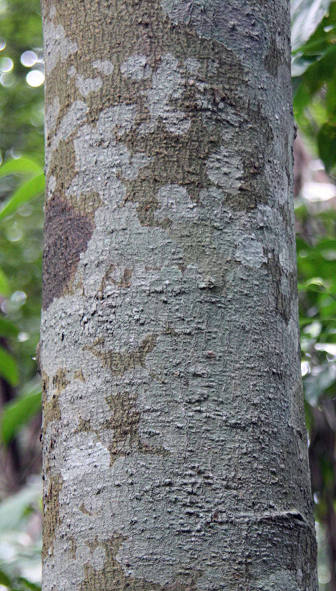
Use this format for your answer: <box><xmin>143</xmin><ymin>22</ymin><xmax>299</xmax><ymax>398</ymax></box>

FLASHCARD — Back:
<box><xmin>40</xmin><ymin>1</ymin><xmax>318</xmax><ymax>589</ymax></box>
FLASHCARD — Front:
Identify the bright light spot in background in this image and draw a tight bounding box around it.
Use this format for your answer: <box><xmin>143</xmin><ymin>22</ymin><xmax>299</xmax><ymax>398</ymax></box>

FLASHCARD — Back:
<box><xmin>0</xmin><ymin>39</ymin><xmax>6</xmax><ymax>51</ymax></box>
<box><xmin>0</xmin><ymin>72</ymin><xmax>14</xmax><ymax>87</ymax></box>
<box><xmin>318</xmin><ymin>564</ymin><xmax>331</xmax><ymax>586</ymax></box>
<box><xmin>10</xmin><ymin>291</ymin><xmax>27</xmax><ymax>306</ymax></box>
<box><xmin>303</xmin><ymin>320</ymin><xmax>321</xmax><ymax>338</ymax></box>
<box><xmin>301</xmin><ymin>360</ymin><xmax>310</xmax><ymax>377</ymax></box>
<box><xmin>5</xmin><ymin>222</ymin><xmax>23</xmax><ymax>242</ymax></box>
<box><xmin>0</xmin><ymin>56</ymin><xmax>13</xmax><ymax>72</ymax></box>
<box><xmin>26</xmin><ymin>70</ymin><xmax>44</xmax><ymax>87</ymax></box>
<box><xmin>20</xmin><ymin>50</ymin><xmax>38</xmax><ymax>67</ymax></box>
<box><xmin>0</xmin><ymin>0</ymin><xmax>7</xmax><ymax>15</ymax></box>
<box><xmin>18</xmin><ymin>332</ymin><xmax>29</xmax><ymax>343</ymax></box>
<box><xmin>315</xmin><ymin>343</ymin><xmax>336</xmax><ymax>357</ymax></box>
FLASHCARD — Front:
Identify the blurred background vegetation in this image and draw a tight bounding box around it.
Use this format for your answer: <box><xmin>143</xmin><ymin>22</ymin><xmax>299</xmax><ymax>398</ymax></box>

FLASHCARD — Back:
<box><xmin>0</xmin><ymin>0</ymin><xmax>335</xmax><ymax>589</ymax></box>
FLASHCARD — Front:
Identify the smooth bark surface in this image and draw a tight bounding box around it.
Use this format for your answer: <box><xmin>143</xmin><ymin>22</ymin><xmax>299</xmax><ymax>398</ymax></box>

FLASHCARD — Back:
<box><xmin>40</xmin><ymin>1</ymin><xmax>318</xmax><ymax>589</ymax></box>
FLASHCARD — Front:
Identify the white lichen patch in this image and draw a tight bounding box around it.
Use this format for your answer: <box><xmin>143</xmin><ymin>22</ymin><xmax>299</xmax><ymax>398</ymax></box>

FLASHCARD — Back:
<box><xmin>92</xmin><ymin>60</ymin><xmax>114</xmax><ymax>75</ymax></box>
<box><xmin>139</xmin><ymin>53</ymin><xmax>191</xmax><ymax>135</ymax></box>
<box><xmin>68</xmin><ymin>65</ymin><xmax>76</xmax><ymax>78</ymax></box>
<box><xmin>58</xmin><ymin>373</ymin><xmax>111</xmax><ymax>433</ymax></box>
<box><xmin>43</xmin><ymin>20</ymin><xmax>77</xmax><ymax>74</ymax></box>
<box><xmin>279</xmin><ymin>245</ymin><xmax>294</xmax><ymax>274</ymax></box>
<box><xmin>76</xmin><ymin>74</ymin><xmax>103</xmax><ymax>97</ymax></box>
<box><xmin>120</xmin><ymin>54</ymin><xmax>152</xmax><ymax>80</ymax></box>
<box><xmin>184</xmin><ymin>57</ymin><xmax>201</xmax><ymax>74</ymax></box>
<box><xmin>235</xmin><ymin>236</ymin><xmax>266</xmax><ymax>268</ymax></box>
<box><xmin>62</xmin><ymin>434</ymin><xmax>110</xmax><ymax>482</ymax></box>
<box><xmin>255</xmin><ymin>569</ymin><xmax>300</xmax><ymax>591</ymax></box>
<box><xmin>92</xmin><ymin>546</ymin><xmax>106</xmax><ymax>571</ymax></box>
<box><xmin>97</xmin><ymin>104</ymin><xmax>138</xmax><ymax>138</ymax></box>
<box><xmin>46</xmin><ymin>100</ymin><xmax>88</xmax><ymax>172</ymax></box>
<box><xmin>206</xmin><ymin>144</ymin><xmax>243</xmax><ymax>192</ymax></box>
<box><xmin>48</xmin><ymin>175</ymin><xmax>56</xmax><ymax>197</ymax></box>
<box><xmin>154</xmin><ymin>184</ymin><xmax>198</xmax><ymax>223</ymax></box>
<box><xmin>67</xmin><ymin>104</ymin><xmax>150</xmax><ymax>211</ymax></box>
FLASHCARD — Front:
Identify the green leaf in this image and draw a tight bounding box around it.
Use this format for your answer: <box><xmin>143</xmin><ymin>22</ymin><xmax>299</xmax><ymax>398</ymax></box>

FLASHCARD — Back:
<box><xmin>291</xmin><ymin>0</ymin><xmax>333</xmax><ymax>52</ymax></box>
<box><xmin>0</xmin><ymin>157</ymin><xmax>42</xmax><ymax>179</ymax></box>
<box><xmin>0</xmin><ymin>316</ymin><xmax>19</xmax><ymax>337</ymax></box>
<box><xmin>18</xmin><ymin>578</ymin><xmax>41</xmax><ymax>591</ymax></box>
<box><xmin>1</xmin><ymin>389</ymin><xmax>41</xmax><ymax>445</ymax></box>
<box><xmin>0</xmin><ymin>346</ymin><xmax>18</xmax><ymax>386</ymax></box>
<box><xmin>0</xmin><ymin>174</ymin><xmax>45</xmax><ymax>221</ymax></box>
<box><xmin>0</xmin><ymin>266</ymin><xmax>10</xmax><ymax>296</ymax></box>
<box><xmin>0</xmin><ymin>569</ymin><xmax>12</xmax><ymax>587</ymax></box>
<box><xmin>317</xmin><ymin>121</ymin><xmax>336</xmax><ymax>171</ymax></box>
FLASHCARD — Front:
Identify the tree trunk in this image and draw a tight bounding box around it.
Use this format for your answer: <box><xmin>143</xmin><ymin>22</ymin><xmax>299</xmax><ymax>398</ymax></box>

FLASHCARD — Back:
<box><xmin>40</xmin><ymin>1</ymin><xmax>318</xmax><ymax>589</ymax></box>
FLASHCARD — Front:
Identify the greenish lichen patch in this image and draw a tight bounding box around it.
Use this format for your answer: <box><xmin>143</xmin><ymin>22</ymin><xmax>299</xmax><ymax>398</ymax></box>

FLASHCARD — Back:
<box><xmin>79</xmin><ymin>535</ymin><xmax>202</xmax><ymax>591</ymax></box>
<box><xmin>42</xmin><ymin>194</ymin><xmax>94</xmax><ymax>310</ymax></box>
<box><xmin>84</xmin><ymin>334</ymin><xmax>157</xmax><ymax>375</ymax></box>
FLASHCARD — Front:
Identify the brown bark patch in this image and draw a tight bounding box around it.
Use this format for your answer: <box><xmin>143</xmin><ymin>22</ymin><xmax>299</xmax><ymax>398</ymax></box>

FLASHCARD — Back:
<box><xmin>79</xmin><ymin>502</ymin><xmax>92</xmax><ymax>516</ymax></box>
<box><xmin>84</xmin><ymin>334</ymin><xmax>157</xmax><ymax>375</ymax></box>
<box><xmin>97</xmin><ymin>264</ymin><xmax>133</xmax><ymax>299</ymax></box>
<box><xmin>75</xmin><ymin>417</ymin><xmax>91</xmax><ymax>433</ymax></box>
<box><xmin>42</xmin><ymin>194</ymin><xmax>94</xmax><ymax>310</ymax></box>
<box><xmin>104</xmin><ymin>391</ymin><xmax>169</xmax><ymax>463</ymax></box>
<box><xmin>67</xmin><ymin>191</ymin><xmax>102</xmax><ymax>217</ymax></box>
<box><xmin>42</xmin><ymin>368</ymin><xmax>68</xmax><ymax>437</ymax></box>
<box><xmin>74</xmin><ymin>368</ymin><xmax>85</xmax><ymax>382</ymax></box>
<box><xmin>42</xmin><ymin>472</ymin><xmax>63</xmax><ymax>561</ymax></box>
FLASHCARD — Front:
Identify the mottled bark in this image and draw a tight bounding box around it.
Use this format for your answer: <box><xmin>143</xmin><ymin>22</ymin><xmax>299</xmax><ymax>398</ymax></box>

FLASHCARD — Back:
<box><xmin>40</xmin><ymin>1</ymin><xmax>318</xmax><ymax>590</ymax></box>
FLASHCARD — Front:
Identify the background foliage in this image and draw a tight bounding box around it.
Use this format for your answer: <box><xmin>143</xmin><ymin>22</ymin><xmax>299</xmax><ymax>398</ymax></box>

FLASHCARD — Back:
<box><xmin>0</xmin><ymin>0</ymin><xmax>335</xmax><ymax>589</ymax></box>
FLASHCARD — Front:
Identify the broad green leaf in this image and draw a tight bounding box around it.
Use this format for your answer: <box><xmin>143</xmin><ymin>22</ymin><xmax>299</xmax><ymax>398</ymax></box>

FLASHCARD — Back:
<box><xmin>318</xmin><ymin>121</ymin><xmax>336</xmax><ymax>171</ymax></box>
<box><xmin>18</xmin><ymin>578</ymin><xmax>41</xmax><ymax>591</ymax></box>
<box><xmin>298</xmin><ymin>277</ymin><xmax>328</xmax><ymax>291</ymax></box>
<box><xmin>1</xmin><ymin>389</ymin><xmax>41</xmax><ymax>445</ymax></box>
<box><xmin>0</xmin><ymin>346</ymin><xmax>18</xmax><ymax>386</ymax></box>
<box><xmin>294</xmin><ymin>45</ymin><xmax>336</xmax><ymax>114</ymax></box>
<box><xmin>0</xmin><ymin>174</ymin><xmax>45</xmax><ymax>221</ymax></box>
<box><xmin>0</xmin><ymin>157</ymin><xmax>42</xmax><ymax>179</ymax></box>
<box><xmin>0</xmin><ymin>266</ymin><xmax>10</xmax><ymax>296</ymax></box>
<box><xmin>0</xmin><ymin>569</ymin><xmax>11</xmax><ymax>586</ymax></box>
<box><xmin>291</xmin><ymin>0</ymin><xmax>333</xmax><ymax>52</ymax></box>
<box><xmin>0</xmin><ymin>316</ymin><xmax>19</xmax><ymax>337</ymax></box>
